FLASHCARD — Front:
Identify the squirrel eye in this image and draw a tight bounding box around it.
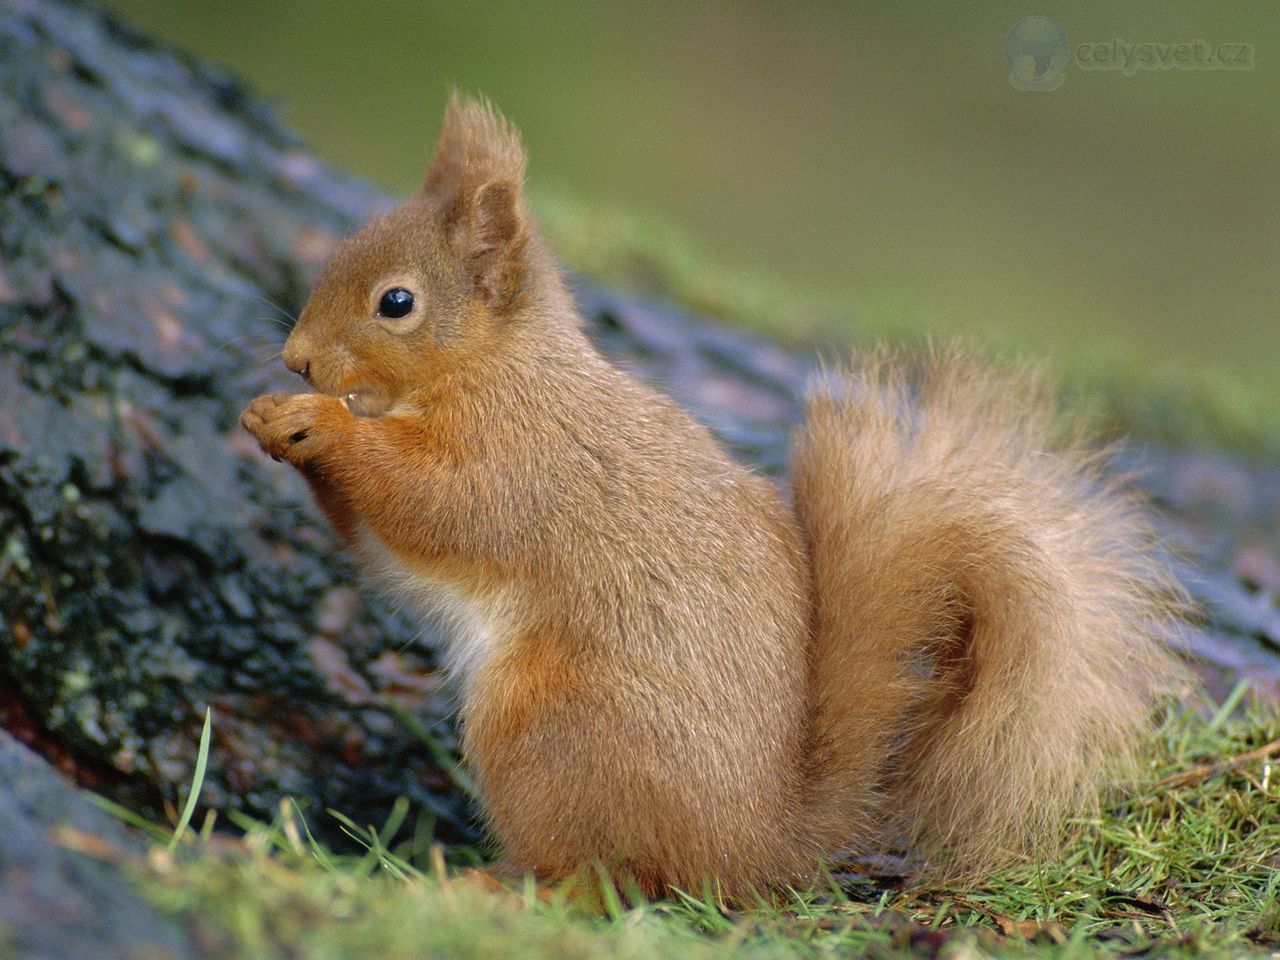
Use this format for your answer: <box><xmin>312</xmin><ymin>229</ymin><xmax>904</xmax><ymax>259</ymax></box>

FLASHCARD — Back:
<box><xmin>377</xmin><ymin>287</ymin><xmax>415</xmax><ymax>319</ymax></box>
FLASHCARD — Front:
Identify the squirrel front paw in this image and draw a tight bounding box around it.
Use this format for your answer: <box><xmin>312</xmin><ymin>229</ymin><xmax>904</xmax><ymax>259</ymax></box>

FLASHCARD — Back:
<box><xmin>240</xmin><ymin>392</ymin><xmax>348</xmax><ymax>466</ymax></box>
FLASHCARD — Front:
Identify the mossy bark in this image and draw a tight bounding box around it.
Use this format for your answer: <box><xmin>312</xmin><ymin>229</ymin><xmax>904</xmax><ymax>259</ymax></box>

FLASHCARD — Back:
<box><xmin>0</xmin><ymin>0</ymin><xmax>473</xmax><ymax>836</ymax></box>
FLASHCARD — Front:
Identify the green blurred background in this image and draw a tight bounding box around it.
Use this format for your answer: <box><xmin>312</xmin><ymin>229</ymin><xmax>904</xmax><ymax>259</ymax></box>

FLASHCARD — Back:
<box><xmin>104</xmin><ymin>0</ymin><xmax>1277</xmax><ymax>383</ymax></box>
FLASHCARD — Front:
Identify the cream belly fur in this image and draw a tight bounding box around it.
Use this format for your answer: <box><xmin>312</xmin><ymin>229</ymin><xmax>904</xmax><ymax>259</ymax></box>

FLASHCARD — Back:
<box><xmin>352</xmin><ymin>522</ymin><xmax>514</xmax><ymax>689</ymax></box>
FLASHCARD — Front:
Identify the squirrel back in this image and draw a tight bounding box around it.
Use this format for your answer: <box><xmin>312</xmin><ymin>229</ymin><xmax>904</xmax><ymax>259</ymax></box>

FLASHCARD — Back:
<box><xmin>242</xmin><ymin>96</ymin><xmax>1181</xmax><ymax>896</ymax></box>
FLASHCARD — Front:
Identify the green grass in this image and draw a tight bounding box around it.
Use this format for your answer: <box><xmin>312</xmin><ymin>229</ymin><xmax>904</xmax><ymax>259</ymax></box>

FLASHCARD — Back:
<box><xmin>534</xmin><ymin>190</ymin><xmax>1280</xmax><ymax>458</ymax></box>
<box><xmin>106</xmin><ymin>692</ymin><xmax>1280</xmax><ymax>959</ymax></box>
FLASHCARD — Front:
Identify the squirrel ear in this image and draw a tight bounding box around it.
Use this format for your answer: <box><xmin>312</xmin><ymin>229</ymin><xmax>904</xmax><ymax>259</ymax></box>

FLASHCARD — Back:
<box><xmin>449</xmin><ymin>178</ymin><xmax>529</xmax><ymax>311</ymax></box>
<box><xmin>422</xmin><ymin>93</ymin><xmax>527</xmax><ymax>202</ymax></box>
<box><xmin>424</xmin><ymin>95</ymin><xmax>530</xmax><ymax>311</ymax></box>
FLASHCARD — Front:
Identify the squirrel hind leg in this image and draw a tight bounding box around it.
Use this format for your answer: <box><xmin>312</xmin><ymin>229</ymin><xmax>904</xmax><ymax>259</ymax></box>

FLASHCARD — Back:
<box><xmin>793</xmin><ymin>346</ymin><xmax>1184</xmax><ymax>879</ymax></box>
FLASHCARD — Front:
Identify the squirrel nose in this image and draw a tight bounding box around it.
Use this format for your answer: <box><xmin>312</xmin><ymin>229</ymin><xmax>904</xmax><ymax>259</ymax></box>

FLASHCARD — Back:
<box><xmin>283</xmin><ymin>352</ymin><xmax>310</xmax><ymax>381</ymax></box>
<box><xmin>281</xmin><ymin>328</ymin><xmax>313</xmax><ymax>381</ymax></box>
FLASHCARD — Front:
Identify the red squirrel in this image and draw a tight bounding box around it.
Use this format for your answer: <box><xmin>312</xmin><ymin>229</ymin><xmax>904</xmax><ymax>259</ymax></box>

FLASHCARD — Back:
<box><xmin>241</xmin><ymin>95</ymin><xmax>1178</xmax><ymax>896</ymax></box>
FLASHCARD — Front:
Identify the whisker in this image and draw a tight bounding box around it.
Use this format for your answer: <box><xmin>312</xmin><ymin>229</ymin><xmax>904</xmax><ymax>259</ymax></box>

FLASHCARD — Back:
<box><xmin>247</xmin><ymin>292</ymin><xmax>299</xmax><ymax>327</ymax></box>
<box><xmin>213</xmin><ymin>328</ymin><xmax>283</xmax><ymax>353</ymax></box>
<box><xmin>254</xmin><ymin>349</ymin><xmax>285</xmax><ymax>369</ymax></box>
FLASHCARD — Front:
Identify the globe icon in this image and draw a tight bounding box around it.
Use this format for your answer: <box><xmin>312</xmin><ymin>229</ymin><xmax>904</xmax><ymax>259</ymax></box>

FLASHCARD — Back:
<box><xmin>1005</xmin><ymin>17</ymin><xmax>1069</xmax><ymax>91</ymax></box>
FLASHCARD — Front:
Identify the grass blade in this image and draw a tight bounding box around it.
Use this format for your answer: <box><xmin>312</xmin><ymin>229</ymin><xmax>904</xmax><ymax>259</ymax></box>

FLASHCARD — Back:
<box><xmin>1208</xmin><ymin>679</ymin><xmax>1250</xmax><ymax>732</ymax></box>
<box><xmin>169</xmin><ymin>706</ymin><xmax>212</xmax><ymax>852</ymax></box>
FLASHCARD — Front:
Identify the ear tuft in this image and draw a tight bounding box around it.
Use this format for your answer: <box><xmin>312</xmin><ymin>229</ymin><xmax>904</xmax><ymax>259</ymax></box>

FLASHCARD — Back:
<box><xmin>423</xmin><ymin>92</ymin><xmax>527</xmax><ymax>199</ymax></box>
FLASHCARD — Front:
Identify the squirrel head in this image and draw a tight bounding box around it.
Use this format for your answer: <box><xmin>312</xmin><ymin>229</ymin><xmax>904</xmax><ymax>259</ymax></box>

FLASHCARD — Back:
<box><xmin>283</xmin><ymin>94</ymin><xmax>534</xmax><ymax>415</ymax></box>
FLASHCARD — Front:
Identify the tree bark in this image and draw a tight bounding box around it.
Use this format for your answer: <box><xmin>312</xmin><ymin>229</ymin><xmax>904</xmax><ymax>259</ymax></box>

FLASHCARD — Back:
<box><xmin>0</xmin><ymin>0</ymin><xmax>469</xmax><ymax>835</ymax></box>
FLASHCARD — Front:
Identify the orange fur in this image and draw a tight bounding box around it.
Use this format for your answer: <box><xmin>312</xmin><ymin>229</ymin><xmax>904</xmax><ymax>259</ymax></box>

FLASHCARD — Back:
<box><xmin>241</xmin><ymin>97</ymin><xmax>1181</xmax><ymax>896</ymax></box>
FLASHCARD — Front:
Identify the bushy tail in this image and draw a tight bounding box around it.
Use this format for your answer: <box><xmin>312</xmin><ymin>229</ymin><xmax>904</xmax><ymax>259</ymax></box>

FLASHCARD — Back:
<box><xmin>792</xmin><ymin>347</ymin><xmax>1181</xmax><ymax>877</ymax></box>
